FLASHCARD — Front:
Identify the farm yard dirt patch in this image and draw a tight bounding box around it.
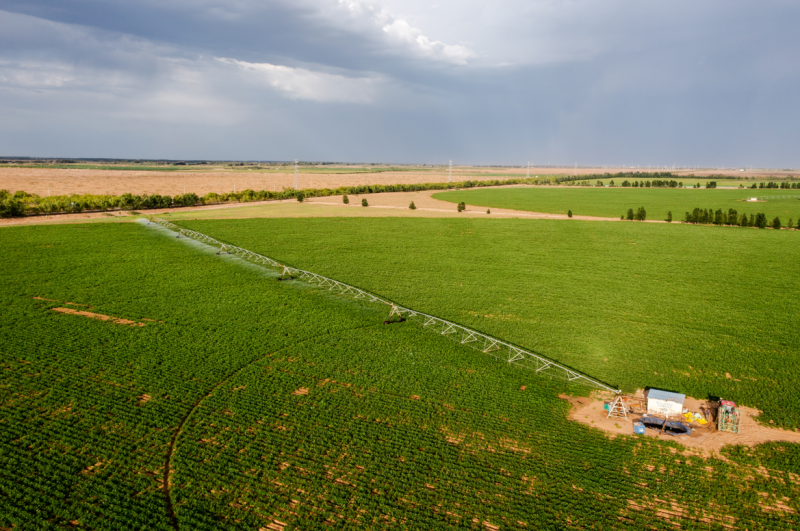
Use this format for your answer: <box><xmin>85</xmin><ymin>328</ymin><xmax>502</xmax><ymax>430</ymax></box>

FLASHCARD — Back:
<box><xmin>561</xmin><ymin>392</ymin><xmax>800</xmax><ymax>455</ymax></box>
<box><xmin>304</xmin><ymin>190</ymin><xmax>622</xmax><ymax>221</ymax></box>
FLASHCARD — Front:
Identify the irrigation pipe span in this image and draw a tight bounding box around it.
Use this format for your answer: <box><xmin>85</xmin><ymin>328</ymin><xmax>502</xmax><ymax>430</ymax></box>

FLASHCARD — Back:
<box><xmin>150</xmin><ymin>217</ymin><xmax>620</xmax><ymax>394</ymax></box>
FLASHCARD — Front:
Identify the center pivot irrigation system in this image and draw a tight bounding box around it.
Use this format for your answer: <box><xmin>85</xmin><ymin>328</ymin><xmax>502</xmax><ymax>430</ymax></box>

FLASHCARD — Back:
<box><xmin>150</xmin><ymin>217</ymin><xmax>620</xmax><ymax>394</ymax></box>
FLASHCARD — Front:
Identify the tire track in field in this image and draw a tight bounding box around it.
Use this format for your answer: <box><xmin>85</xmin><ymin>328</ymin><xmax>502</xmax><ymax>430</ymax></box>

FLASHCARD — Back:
<box><xmin>162</xmin><ymin>323</ymin><xmax>382</xmax><ymax>530</ymax></box>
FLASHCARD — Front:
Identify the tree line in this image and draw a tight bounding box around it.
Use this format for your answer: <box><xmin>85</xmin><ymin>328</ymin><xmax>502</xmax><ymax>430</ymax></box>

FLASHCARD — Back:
<box><xmin>683</xmin><ymin>208</ymin><xmax>792</xmax><ymax>229</ymax></box>
<box><xmin>751</xmin><ymin>182</ymin><xmax>800</xmax><ymax>189</ymax></box>
<box><xmin>617</xmin><ymin>179</ymin><xmax>683</xmax><ymax>188</ymax></box>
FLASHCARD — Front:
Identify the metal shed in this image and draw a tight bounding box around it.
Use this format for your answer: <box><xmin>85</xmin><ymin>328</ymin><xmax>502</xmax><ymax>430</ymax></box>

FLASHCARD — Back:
<box><xmin>647</xmin><ymin>389</ymin><xmax>686</xmax><ymax>417</ymax></box>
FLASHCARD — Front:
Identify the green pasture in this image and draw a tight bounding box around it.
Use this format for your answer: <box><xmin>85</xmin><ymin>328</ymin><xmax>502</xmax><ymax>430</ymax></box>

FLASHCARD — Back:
<box><xmin>433</xmin><ymin>186</ymin><xmax>800</xmax><ymax>220</ymax></box>
<box><xmin>1</xmin><ymin>220</ymin><xmax>799</xmax><ymax>529</ymax></box>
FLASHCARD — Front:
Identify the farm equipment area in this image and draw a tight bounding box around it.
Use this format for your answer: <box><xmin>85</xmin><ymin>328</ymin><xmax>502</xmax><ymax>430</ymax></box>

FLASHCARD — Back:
<box><xmin>562</xmin><ymin>391</ymin><xmax>800</xmax><ymax>453</ymax></box>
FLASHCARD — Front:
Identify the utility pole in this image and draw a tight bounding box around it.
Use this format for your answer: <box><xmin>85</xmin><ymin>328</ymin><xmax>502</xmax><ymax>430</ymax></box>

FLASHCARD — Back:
<box><xmin>294</xmin><ymin>159</ymin><xmax>298</xmax><ymax>190</ymax></box>
<box><xmin>449</xmin><ymin>160</ymin><xmax>452</xmax><ymax>183</ymax></box>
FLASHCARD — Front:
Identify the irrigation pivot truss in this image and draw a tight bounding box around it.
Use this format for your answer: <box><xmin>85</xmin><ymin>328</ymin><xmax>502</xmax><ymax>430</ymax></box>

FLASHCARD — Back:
<box><xmin>753</xmin><ymin>194</ymin><xmax>800</xmax><ymax>201</ymax></box>
<box><xmin>150</xmin><ymin>217</ymin><xmax>620</xmax><ymax>394</ymax></box>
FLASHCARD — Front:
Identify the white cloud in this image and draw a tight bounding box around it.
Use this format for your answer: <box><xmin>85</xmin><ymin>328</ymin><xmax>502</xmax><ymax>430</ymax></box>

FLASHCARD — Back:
<box><xmin>381</xmin><ymin>19</ymin><xmax>474</xmax><ymax>65</ymax></box>
<box><xmin>216</xmin><ymin>57</ymin><xmax>381</xmax><ymax>103</ymax></box>
<box><xmin>337</xmin><ymin>0</ymin><xmax>476</xmax><ymax>65</ymax></box>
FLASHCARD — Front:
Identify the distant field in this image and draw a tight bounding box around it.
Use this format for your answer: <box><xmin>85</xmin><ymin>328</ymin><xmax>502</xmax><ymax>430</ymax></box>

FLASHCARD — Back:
<box><xmin>434</xmin><ymin>187</ymin><xmax>800</xmax><ymax>221</ymax></box>
<box><xmin>3</xmin><ymin>220</ymin><xmax>799</xmax><ymax>529</ymax></box>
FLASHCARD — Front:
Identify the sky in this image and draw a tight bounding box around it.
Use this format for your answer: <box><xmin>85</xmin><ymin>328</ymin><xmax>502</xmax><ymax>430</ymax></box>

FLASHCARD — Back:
<box><xmin>0</xmin><ymin>0</ymin><xmax>798</xmax><ymax>166</ymax></box>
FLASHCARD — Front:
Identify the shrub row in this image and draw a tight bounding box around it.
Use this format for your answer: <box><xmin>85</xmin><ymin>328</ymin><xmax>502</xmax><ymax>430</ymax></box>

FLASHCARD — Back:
<box><xmin>683</xmin><ymin>208</ymin><xmax>794</xmax><ymax>229</ymax></box>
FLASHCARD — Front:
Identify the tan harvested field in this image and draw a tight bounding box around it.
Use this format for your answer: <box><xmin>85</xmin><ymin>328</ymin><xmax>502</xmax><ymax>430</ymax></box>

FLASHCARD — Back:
<box><xmin>3</xmin><ymin>165</ymin><xmax>797</xmax><ymax>197</ymax></box>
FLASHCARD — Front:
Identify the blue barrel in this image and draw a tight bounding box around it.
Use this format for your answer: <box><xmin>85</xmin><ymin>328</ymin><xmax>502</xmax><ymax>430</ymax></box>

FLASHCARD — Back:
<box><xmin>633</xmin><ymin>422</ymin><xmax>645</xmax><ymax>435</ymax></box>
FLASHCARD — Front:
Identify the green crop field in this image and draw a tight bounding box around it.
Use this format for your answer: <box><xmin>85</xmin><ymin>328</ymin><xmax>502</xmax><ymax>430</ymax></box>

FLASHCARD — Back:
<box><xmin>432</xmin><ymin>187</ymin><xmax>800</xmax><ymax>221</ymax></box>
<box><xmin>2</xmin><ymin>219</ymin><xmax>799</xmax><ymax>530</ymax></box>
<box><xmin>181</xmin><ymin>217</ymin><xmax>800</xmax><ymax>427</ymax></box>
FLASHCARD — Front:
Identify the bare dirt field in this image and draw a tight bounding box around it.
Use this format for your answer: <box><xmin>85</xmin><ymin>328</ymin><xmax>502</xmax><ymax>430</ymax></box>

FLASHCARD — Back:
<box><xmin>3</xmin><ymin>165</ymin><xmax>796</xmax><ymax>197</ymax></box>
<box><xmin>562</xmin><ymin>391</ymin><xmax>800</xmax><ymax>456</ymax></box>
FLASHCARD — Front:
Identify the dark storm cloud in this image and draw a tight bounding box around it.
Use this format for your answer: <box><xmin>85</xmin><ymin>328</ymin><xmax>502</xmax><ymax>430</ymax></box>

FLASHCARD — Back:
<box><xmin>0</xmin><ymin>0</ymin><xmax>798</xmax><ymax>166</ymax></box>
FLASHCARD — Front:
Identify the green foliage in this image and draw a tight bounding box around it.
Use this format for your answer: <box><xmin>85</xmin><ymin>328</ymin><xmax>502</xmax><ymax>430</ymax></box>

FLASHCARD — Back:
<box><xmin>666</xmin><ymin>211</ymin><xmax>672</xmax><ymax>223</ymax></box>
<box><xmin>635</xmin><ymin>206</ymin><xmax>647</xmax><ymax>221</ymax></box>
<box><xmin>409</xmin><ymin>201</ymin><xmax>416</xmax><ymax>210</ymax></box>
<box><xmin>626</xmin><ymin>208</ymin><xmax>634</xmax><ymax>220</ymax></box>
<box><xmin>0</xmin><ymin>198</ymin><xmax>25</xmax><ymax>218</ymax></box>
<box><xmin>567</xmin><ymin>209</ymin><xmax>573</xmax><ymax>218</ymax></box>
<box><xmin>343</xmin><ymin>194</ymin><xmax>349</xmax><ymax>204</ymax></box>
<box><xmin>361</xmin><ymin>198</ymin><xmax>368</xmax><ymax>207</ymax></box>
<box><xmin>457</xmin><ymin>201</ymin><xmax>466</xmax><ymax>212</ymax></box>
<box><xmin>296</xmin><ymin>192</ymin><xmax>304</xmax><ymax>202</ymax></box>
<box><xmin>772</xmin><ymin>217</ymin><xmax>782</xmax><ymax>230</ymax></box>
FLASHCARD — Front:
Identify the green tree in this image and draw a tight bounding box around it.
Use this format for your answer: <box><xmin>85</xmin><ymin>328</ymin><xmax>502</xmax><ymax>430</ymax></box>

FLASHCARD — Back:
<box><xmin>666</xmin><ymin>211</ymin><xmax>672</xmax><ymax>223</ymax></box>
<box><xmin>296</xmin><ymin>192</ymin><xmax>304</xmax><ymax>202</ymax></box>
<box><xmin>487</xmin><ymin>209</ymin><xmax>491</xmax><ymax>214</ymax></box>
<box><xmin>626</xmin><ymin>208</ymin><xmax>634</xmax><ymax>220</ymax></box>
<box><xmin>409</xmin><ymin>201</ymin><xmax>416</xmax><ymax>210</ymax></box>
<box><xmin>771</xmin><ymin>217</ymin><xmax>782</xmax><ymax>230</ymax></box>
<box><xmin>343</xmin><ymin>195</ymin><xmax>349</xmax><ymax>204</ymax></box>
<box><xmin>739</xmin><ymin>213</ymin><xmax>749</xmax><ymax>226</ymax></box>
<box><xmin>457</xmin><ymin>201</ymin><xmax>465</xmax><ymax>212</ymax></box>
<box><xmin>755</xmin><ymin>213</ymin><xmax>767</xmax><ymax>228</ymax></box>
<box><xmin>788</xmin><ymin>218</ymin><xmax>794</xmax><ymax>229</ymax></box>
<box><xmin>636</xmin><ymin>206</ymin><xmax>647</xmax><ymax>221</ymax></box>
<box><xmin>361</xmin><ymin>198</ymin><xmax>368</xmax><ymax>207</ymax></box>
<box><xmin>567</xmin><ymin>210</ymin><xmax>573</xmax><ymax>218</ymax></box>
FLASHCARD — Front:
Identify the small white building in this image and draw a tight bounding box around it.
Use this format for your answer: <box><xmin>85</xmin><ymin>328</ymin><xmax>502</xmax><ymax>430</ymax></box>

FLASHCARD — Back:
<box><xmin>647</xmin><ymin>389</ymin><xmax>686</xmax><ymax>417</ymax></box>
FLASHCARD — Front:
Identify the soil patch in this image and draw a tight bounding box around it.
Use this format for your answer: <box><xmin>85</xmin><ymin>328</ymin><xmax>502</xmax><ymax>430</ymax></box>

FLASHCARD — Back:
<box><xmin>561</xmin><ymin>391</ymin><xmax>800</xmax><ymax>455</ymax></box>
<box><xmin>51</xmin><ymin>307</ymin><xmax>146</xmax><ymax>327</ymax></box>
